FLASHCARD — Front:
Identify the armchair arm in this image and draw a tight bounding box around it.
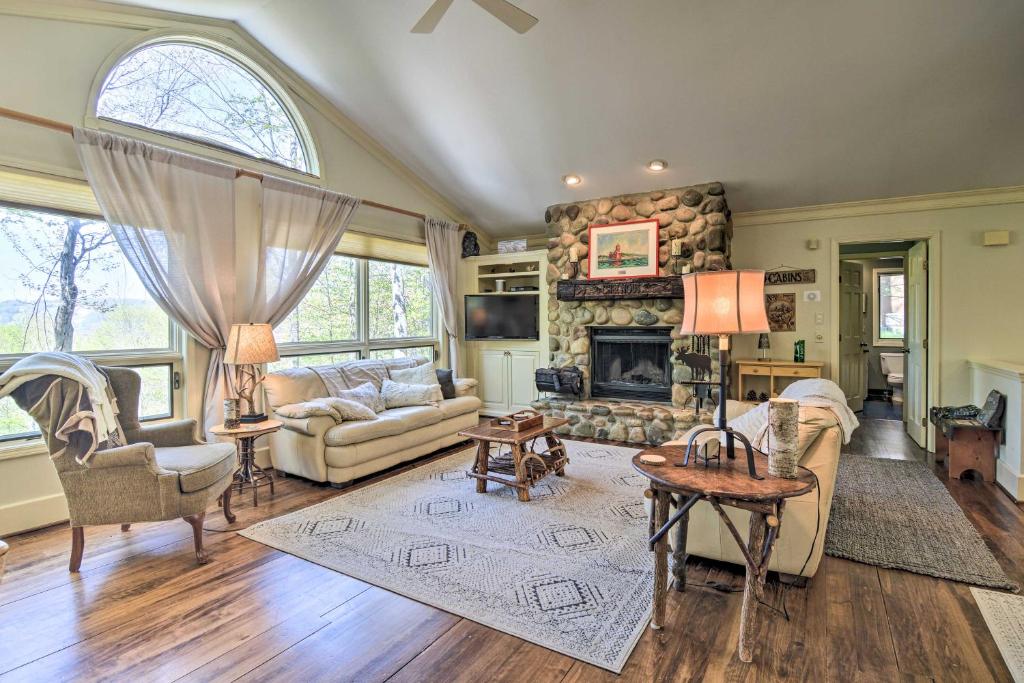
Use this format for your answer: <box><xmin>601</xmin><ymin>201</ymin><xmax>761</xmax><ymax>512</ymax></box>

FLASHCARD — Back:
<box><xmin>126</xmin><ymin>419</ymin><xmax>199</xmax><ymax>448</ymax></box>
<box><xmin>454</xmin><ymin>378</ymin><xmax>478</xmax><ymax>397</ymax></box>
<box><xmin>275</xmin><ymin>414</ymin><xmax>337</xmax><ymax>438</ymax></box>
<box><xmin>86</xmin><ymin>442</ymin><xmax>160</xmax><ymax>472</ymax></box>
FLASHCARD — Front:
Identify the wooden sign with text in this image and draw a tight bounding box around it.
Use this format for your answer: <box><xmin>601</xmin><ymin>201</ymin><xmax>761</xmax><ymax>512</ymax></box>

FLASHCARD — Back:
<box><xmin>765</xmin><ymin>269</ymin><xmax>816</xmax><ymax>286</ymax></box>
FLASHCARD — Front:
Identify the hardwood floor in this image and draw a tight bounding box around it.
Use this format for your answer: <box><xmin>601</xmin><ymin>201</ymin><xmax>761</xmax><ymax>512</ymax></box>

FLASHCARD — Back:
<box><xmin>1</xmin><ymin>419</ymin><xmax>1020</xmax><ymax>682</ymax></box>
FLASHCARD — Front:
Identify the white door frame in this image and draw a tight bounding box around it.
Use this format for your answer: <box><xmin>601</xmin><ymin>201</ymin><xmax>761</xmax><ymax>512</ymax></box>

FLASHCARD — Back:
<box><xmin>829</xmin><ymin>231</ymin><xmax>941</xmax><ymax>452</ymax></box>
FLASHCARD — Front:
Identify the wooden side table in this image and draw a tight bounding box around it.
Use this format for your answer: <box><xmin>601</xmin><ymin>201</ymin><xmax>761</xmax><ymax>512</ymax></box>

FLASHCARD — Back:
<box><xmin>633</xmin><ymin>445</ymin><xmax>816</xmax><ymax>663</ymax></box>
<box><xmin>458</xmin><ymin>417</ymin><xmax>569</xmax><ymax>502</ymax></box>
<box><xmin>735</xmin><ymin>359</ymin><xmax>825</xmax><ymax>400</ymax></box>
<box><xmin>210</xmin><ymin>420</ymin><xmax>282</xmax><ymax>506</ymax></box>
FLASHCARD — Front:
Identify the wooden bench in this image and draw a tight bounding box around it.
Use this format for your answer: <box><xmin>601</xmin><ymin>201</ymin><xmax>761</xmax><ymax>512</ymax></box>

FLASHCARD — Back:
<box><xmin>931</xmin><ymin>391</ymin><xmax>1006</xmax><ymax>482</ymax></box>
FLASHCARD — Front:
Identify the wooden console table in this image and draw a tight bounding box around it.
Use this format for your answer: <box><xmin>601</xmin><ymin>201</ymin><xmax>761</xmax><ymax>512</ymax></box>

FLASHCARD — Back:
<box><xmin>459</xmin><ymin>417</ymin><xmax>569</xmax><ymax>502</ymax></box>
<box><xmin>633</xmin><ymin>446</ymin><xmax>816</xmax><ymax>663</ymax></box>
<box><xmin>735</xmin><ymin>359</ymin><xmax>825</xmax><ymax>400</ymax></box>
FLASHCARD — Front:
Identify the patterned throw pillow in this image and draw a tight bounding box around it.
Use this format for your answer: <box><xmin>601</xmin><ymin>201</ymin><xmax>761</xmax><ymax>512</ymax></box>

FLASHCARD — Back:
<box><xmin>335</xmin><ymin>381</ymin><xmax>385</xmax><ymax>413</ymax></box>
<box><xmin>321</xmin><ymin>397</ymin><xmax>378</xmax><ymax>421</ymax></box>
<box><xmin>389</xmin><ymin>362</ymin><xmax>439</xmax><ymax>387</ymax></box>
<box><xmin>381</xmin><ymin>379</ymin><xmax>443</xmax><ymax>409</ymax></box>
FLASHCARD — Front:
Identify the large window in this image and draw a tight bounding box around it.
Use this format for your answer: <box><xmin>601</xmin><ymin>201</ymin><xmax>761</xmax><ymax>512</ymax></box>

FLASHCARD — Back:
<box><xmin>873</xmin><ymin>268</ymin><xmax>905</xmax><ymax>346</ymax></box>
<box><xmin>0</xmin><ymin>204</ymin><xmax>178</xmax><ymax>441</ymax></box>
<box><xmin>273</xmin><ymin>255</ymin><xmax>437</xmax><ymax>367</ymax></box>
<box><xmin>96</xmin><ymin>40</ymin><xmax>314</xmax><ymax>174</ymax></box>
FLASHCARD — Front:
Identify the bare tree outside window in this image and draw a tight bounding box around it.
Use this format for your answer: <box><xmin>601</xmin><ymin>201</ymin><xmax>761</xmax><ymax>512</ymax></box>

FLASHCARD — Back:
<box><xmin>97</xmin><ymin>42</ymin><xmax>311</xmax><ymax>173</ymax></box>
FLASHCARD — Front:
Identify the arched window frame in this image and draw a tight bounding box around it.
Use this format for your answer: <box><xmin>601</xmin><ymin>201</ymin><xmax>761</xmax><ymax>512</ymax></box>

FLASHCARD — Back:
<box><xmin>87</xmin><ymin>32</ymin><xmax>321</xmax><ymax>179</ymax></box>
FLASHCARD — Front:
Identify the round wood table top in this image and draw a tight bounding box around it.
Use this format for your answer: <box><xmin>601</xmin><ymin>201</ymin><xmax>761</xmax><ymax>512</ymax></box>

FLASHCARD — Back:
<box><xmin>209</xmin><ymin>419</ymin><xmax>283</xmax><ymax>439</ymax></box>
<box><xmin>632</xmin><ymin>446</ymin><xmax>816</xmax><ymax>502</ymax></box>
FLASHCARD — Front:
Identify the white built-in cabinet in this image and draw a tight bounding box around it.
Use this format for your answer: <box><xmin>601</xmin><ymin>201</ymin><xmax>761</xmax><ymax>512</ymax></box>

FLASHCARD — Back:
<box><xmin>479</xmin><ymin>349</ymin><xmax>541</xmax><ymax>414</ymax></box>
<box><xmin>460</xmin><ymin>249</ymin><xmax>548</xmax><ymax>417</ymax></box>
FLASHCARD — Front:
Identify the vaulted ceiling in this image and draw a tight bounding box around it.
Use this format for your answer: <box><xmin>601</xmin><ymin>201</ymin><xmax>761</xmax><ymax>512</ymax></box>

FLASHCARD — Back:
<box><xmin>104</xmin><ymin>0</ymin><xmax>1024</xmax><ymax>236</ymax></box>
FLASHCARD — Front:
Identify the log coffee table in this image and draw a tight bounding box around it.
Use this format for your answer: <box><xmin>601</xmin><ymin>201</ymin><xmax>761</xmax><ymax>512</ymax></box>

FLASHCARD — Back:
<box><xmin>459</xmin><ymin>417</ymin><xmax>569</xmax><ymax>502</ymax></box>
<box><xmin>633</xmin><ymin>445</ymin><xmax>816</xmax><ymax>663</ymax></box>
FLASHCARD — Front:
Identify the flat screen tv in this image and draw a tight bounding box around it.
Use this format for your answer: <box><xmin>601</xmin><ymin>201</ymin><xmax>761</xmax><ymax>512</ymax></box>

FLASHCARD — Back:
<box><xmin>464</xmin><ymin>294</ymin><xmax>539</xmax><ymax>340</ymax></box>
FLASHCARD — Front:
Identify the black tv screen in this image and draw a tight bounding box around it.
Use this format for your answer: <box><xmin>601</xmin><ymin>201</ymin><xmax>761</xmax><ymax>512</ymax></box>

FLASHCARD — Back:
<box><xmin>464</xmin><ymin>295</ymin><xmax>539</xmax><ymax>340</ymax></box>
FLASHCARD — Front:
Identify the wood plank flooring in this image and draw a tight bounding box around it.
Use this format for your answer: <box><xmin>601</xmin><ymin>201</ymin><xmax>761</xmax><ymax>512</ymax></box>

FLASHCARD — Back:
<box><xmin>0</xmin><ymin>418</ymin><xmax>1020</xmax><ymax>682</ymax></box>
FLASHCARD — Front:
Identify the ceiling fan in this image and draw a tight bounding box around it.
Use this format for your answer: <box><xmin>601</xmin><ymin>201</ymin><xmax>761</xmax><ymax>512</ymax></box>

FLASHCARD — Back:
<box><xmin>412</xmin><ymin>0</ymin><xmax>538</xmax><ymax>34</ymax></box>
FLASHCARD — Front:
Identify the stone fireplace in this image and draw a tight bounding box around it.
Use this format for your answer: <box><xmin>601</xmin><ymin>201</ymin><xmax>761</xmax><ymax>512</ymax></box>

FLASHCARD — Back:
<box><xmin>590</xmin><ymin>327</ymin><xmax>673</xmax><ymax>402</ymax></box>
<box><xmin>531</xmin><ymin>181</ymin><xmax>735</xmax><ymax>445</ymax></box>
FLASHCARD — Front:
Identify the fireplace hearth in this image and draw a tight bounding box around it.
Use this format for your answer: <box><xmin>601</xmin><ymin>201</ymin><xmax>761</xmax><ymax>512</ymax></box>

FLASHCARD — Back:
<box><xmin>590</xmin><ymin>327</ymin><xmax>673</xmax><ymax>402</ymax></box>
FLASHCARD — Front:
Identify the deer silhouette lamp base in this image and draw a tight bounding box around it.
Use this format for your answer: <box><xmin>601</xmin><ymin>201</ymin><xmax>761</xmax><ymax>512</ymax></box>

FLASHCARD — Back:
<box><xmin>676</xmin><ymin>334</ymin><xmax>763</xmax><ymax>480</ymax></box>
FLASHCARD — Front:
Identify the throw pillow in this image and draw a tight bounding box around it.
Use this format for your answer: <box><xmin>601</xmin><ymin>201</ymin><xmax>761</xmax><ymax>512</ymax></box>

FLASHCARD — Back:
<box><xmin>322</xmin><ymin>397</ymin><xmax>378</xmax><ymax>421</ymax></box>
<box><xmin>390</xmin><ymin>362</ymin><xmax>439</xmax><ymax>387</ymax></box>
<box><xmin>335</xmin><ymin>381</ymin><xmax>385</xmax><ymax>413</ymax></box>
<box><xmin>435</xmin><ymin>368</ymin><xmax>456</xmax><ymax>400</ymax></box>
<box><xmin>381</xmin><ymin>378</ymin><xmax>443</xmax><ymax>409</ymax></box>
<box><xmin>274</xmin><ymin>400</ymin><xmax>339</xmax><ymax>420</ymax></box>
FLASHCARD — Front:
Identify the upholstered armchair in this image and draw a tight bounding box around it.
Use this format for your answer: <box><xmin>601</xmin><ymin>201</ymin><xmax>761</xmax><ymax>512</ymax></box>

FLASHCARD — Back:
<box><xmin>38</xmin><ymin>367</ymin><xmax>237</xmax><ymax>571</ymax></box>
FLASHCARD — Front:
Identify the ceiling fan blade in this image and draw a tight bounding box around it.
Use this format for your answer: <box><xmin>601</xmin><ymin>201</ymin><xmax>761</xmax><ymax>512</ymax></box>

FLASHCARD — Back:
<box><xmin>472</xmin><ymin>0</ymin><xmax>538</xmax><ymax>33</ymax></box>
<box><xmin>411</xmin><ymin>0</ymin><xmax>455</xmax><ymax>33</ymax></box>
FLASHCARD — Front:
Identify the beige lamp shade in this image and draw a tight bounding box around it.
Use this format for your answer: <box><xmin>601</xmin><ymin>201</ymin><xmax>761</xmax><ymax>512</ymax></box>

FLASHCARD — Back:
<box><xmin>224</xmin><ymin>323</ymin><xmax>280</xmax><ymax>365</ymax></box>
<box><xmin>679</xmin><ymin>270</ymin><xmax>771</xmax><ymax>335</ymax></box>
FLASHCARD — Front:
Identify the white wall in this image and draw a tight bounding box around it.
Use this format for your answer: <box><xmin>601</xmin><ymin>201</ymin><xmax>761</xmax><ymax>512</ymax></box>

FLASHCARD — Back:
<box><xmin>970</xmin><ymin>361</ymin><xmax>1024</xmax><ymax>500</ymax></box>
<box><xmin>0</xmin><ymin>4</ymin><xmax>470</xmax><ymax>536</ymax></box>
<box><xmin>731</xmin><ymin>192</ymin><xmax>1024</xmax><ymax>408</ymax></box>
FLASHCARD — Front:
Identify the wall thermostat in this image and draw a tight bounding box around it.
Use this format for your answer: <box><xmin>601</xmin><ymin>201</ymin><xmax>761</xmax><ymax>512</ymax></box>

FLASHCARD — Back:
<box><xmin>803</xmin><ymin>290</ymin><xmax>821</xmax><ymax>302</ymax></box>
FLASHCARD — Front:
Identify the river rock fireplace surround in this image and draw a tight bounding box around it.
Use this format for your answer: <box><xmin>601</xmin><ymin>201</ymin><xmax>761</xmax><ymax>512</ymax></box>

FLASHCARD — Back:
<box><xmin>530</xmin><ymin>181</ymin><xmax>734</xmax><ymax>445</ymax></box>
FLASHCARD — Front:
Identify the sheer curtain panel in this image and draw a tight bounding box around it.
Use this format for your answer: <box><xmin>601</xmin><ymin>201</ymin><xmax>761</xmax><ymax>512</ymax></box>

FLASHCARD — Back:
<box><xmin>424</xmin><ymin>216</ymin><xmax>461</xmax><ymax>374</ymax></box>
<box><xmin>74</xmin><ymin>127</ymin><xmax>237</xmax><ymax>433</ymax></box>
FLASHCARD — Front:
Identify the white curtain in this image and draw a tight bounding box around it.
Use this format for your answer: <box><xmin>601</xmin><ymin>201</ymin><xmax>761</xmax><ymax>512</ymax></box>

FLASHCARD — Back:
<box><xmin>424</xmin><ymin>216</ymin><xmax>461</xmax><ymax>374</ymax></box>
<box><xmin>74</xmin><ymin>127</ymin><xmax>238</xmax><ymax>433</ymax></box>
<box><xmin>253</xmin><ymin>176</ymin><xmax>360</xmax><ymax>326</ymax></box>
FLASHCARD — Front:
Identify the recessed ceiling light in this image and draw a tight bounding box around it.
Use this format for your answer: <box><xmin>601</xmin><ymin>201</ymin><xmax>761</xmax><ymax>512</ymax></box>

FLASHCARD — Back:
<box><xmin>562</xmin><ymin>174</ymin><xmax>582</xmax><ymax>187</ymax></box>
<box><xmin>646</xmin><ymin>159</ymin><xmax>668</xmax><ymax>172</ymax></box>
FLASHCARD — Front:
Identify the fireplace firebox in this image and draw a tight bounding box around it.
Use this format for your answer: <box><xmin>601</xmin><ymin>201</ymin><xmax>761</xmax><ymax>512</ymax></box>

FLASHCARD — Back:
<box><xmin>589</xmin><ymin>327</ymin><xmax>673</xmax><ymax>402</ymax></box>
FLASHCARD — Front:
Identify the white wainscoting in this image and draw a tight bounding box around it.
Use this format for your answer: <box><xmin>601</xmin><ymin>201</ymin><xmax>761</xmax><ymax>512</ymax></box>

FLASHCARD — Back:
<box><xmin>969</xmin><ymin>360</ymin><xmax>1024</xmax><ymax>501</ymax></box>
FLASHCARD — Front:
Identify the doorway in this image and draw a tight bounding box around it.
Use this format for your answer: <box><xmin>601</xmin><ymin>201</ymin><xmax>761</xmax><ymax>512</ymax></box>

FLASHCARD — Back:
<box><xmin>835</xmin><ymin>239</ymin><xmax>932</xmax><ymax>449</ymax></box>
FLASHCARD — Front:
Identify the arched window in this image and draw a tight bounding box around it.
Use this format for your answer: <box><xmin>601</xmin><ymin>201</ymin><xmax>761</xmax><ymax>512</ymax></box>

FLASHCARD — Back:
<box><xmin>96</xmin><ymin>39</ymin><xmax>316</xmax><ymax>174</ymax></box>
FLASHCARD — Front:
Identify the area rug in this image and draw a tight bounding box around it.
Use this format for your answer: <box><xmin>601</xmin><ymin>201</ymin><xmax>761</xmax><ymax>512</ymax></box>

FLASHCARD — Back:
<box><xmin>825</xmin><ymin>456</ymin><xmax>1018</xmax><ymax>590</ymax></box>
<box><xmin>240</xmin><ymin>440</ymin><xmax>651</xmax><ymax>673</ymax></box>
<box><xmin>971</xmin><ymin>587</ymin><xmax>1024</xmax><ymax>682</ymax></box>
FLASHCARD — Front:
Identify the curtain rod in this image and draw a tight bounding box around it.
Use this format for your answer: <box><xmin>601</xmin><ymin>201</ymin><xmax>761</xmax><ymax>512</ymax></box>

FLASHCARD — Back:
<box><xmin>0</xmin><ymin>106</ymin><xmax>468</xmax><ymax>229</ymax></box>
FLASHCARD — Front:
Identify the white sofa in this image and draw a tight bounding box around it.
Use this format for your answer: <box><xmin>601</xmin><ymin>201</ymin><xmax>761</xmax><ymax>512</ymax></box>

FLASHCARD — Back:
<box><xmin>649</xmin><ymin>400</ymin><xmax>842</xmax><ymax>579</ymax></box>
<box><xmin>263</xmin><ymin>358</ymin><xmax>480</xmax><ymax>486</ymax></box>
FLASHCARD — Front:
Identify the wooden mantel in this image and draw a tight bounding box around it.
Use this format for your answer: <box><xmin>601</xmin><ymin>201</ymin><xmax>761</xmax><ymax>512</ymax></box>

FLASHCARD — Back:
<box><xmin>556</xmin><ymin>277</ymin><xmax>683</xmax><ymax>301</ymax></box>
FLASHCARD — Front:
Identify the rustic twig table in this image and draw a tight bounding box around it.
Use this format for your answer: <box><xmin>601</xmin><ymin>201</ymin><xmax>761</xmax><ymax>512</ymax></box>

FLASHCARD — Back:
<box><xmin>633</xmin><ymin>445</ymin><xmax>816</xmax><ymax>663</ymax></box>
<box><xmin>459</xmin><ymin>417</ymin><xmax>569</xmax><ymax>502</ymax></box>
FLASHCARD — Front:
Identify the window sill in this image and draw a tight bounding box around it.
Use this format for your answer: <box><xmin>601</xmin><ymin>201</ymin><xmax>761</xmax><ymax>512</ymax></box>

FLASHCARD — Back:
<box><xmin>0</xmin><ymin>438</ymin><xmax>49</xmax><ymax>463</ymax></box>
<box><xmin>873</xmin><ymin>339</ymin><xmax>905</xmax><ymax>348</ymax></box>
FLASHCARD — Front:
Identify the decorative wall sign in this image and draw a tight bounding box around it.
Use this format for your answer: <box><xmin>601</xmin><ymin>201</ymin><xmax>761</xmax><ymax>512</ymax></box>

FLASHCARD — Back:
<box><xmin>586</xmin><ymin>219</ymin><xmax>659</xmax><ymax>280</ymax></box>
<box><xmin>766</xmin><ymin>293</ymin><xmax>796</xmax><ymax>331</ymax></box>
<box><xmin>765</xmin><ymin>269</ymin><xmax>816</xmax><ymax>286</ymax></box>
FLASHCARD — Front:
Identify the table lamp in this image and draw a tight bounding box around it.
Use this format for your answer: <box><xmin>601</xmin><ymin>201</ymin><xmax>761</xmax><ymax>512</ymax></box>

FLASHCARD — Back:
<box><xmin>758</xmin><ymin>333</ymin><xmax>771</xmax><ymax>360</ymax></box>
<box><xmin>224</xmin><ymin>323</ymin><xmax>280</xmax><ymax>424</ymax></box>
<box><xmin>676</xmin><ymin>270</ymin><xmax>771</xmax><ymax>478</ymax></box>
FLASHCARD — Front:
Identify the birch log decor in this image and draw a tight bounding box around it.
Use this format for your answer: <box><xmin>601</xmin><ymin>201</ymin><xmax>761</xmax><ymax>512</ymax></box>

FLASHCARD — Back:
<box><xmin>767</xmin><ymin>398</ymin><xmax>800</xmax><ymax>478</ymax></box>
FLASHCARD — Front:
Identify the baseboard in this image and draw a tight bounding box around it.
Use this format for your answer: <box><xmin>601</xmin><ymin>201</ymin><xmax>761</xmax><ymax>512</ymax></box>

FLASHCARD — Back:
<box><xmin>995</xmin><ymin>460</ymin><xmax>1023</xmax><ymax>502</ymax></box>
<box><xmin>0</xmin><ymin>492</ymin><xmax>69</xmax><ymax>536</ymax></box>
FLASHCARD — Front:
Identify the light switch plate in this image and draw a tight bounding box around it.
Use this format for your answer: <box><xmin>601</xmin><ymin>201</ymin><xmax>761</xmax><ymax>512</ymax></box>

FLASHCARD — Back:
<box><xmin>815</xmin><ymin>313</ymin><xmax>825</xmax><ymax>324</ymax></box>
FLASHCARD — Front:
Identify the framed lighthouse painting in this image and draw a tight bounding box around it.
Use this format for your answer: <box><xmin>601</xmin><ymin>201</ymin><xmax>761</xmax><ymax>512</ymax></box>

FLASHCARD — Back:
<box><xmin>586</xmin><ymin>219</ymin><xmax>660</xmax><ymax>280</ymax></box>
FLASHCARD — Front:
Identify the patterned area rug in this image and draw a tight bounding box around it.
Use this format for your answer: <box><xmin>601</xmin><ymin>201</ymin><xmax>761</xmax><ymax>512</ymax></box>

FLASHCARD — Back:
<box><xmin>825</xmin><ymin>456</ymin><xmax>1018</xmax><ymax>590</ymax></box>
<box><xmin>240</xmin><ymin>440</ymin><xmax>650</xmax><ymax>672</ymax></box>
<box><xmin>971</xmin><ymin>587</ymin><xmax>1024</xmax><ymax>682</ymax></box>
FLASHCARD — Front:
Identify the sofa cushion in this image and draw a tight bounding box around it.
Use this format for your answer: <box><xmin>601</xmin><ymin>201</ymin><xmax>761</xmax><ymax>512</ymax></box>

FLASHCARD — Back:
<box><xmin>323</xmin><ymin>405</ymin><xmax>443</xmax><ymax>447</ymax></box>
<box><xmin>438</xmin><ymin>395</ymin><xmax>482</xmax><ymax>420</ymax></box>
<box><xmin>381</xmin><ymin>379</ymin><xmax>443</xmax><ymax>408</ymax></box>
<box><xmin>263</xmin><ymin>367</ymin><xmax>328</xmax><ymax>408</ymax></box>
<box><xmin>156</xmin><ymin>442</ymin><xmax>236</xmax><ymax>493</ymax></box>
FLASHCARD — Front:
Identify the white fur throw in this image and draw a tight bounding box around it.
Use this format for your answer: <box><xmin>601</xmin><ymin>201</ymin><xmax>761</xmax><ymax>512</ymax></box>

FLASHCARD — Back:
<box><xmin>274</xmin><ymin>397</ymin><xmax>377</xmax><ymax>422</ymax></box>
<box><xmin>381</xmin><ymin>378</ymin><xmax>443</xmax><ymax>409</ymax></box>
<box><xmin>335</xmin><ymin>381</ymin><xmax>385</xmax><ymax>413</ymax></box>
<box><xmin>390</xmin><ymin>362</ymin><xmax>438</xmax><ymax>387</ymax></box>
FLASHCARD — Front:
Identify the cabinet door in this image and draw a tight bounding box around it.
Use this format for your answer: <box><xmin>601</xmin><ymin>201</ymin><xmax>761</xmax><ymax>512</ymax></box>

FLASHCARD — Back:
<box><xmin>479</xmin><ymin>349</ymin><xmax>509</xmax><ymax>414</ymax></box>
<box><xmin>508</xmin><ymin>351</ymin><xmax>540</xmax><ymax>412</ymax></box>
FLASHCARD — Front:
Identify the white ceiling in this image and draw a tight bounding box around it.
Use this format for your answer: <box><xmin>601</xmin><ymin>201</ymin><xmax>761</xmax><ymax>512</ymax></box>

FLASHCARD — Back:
<box><xmin>104</xmin><ymin>0</ymin><xmax>1024</xmax><ymax>236</ymax></box>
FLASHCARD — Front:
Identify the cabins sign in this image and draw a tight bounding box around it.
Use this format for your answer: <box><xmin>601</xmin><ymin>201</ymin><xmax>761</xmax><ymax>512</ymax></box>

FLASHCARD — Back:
<box><xmin>764</xmin><ymin>269</ymin><xmax>816</xmax><ymax>286</ymax></box>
